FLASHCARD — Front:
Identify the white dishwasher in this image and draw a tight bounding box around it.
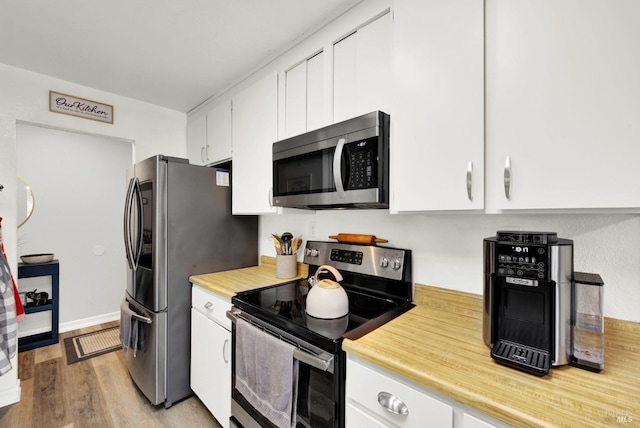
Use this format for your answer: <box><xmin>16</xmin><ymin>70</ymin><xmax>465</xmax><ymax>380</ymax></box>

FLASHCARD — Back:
<box><xmin>191</xmin><ymin>285</ymin><xmax>232</xmax><ymax>428</ymax></box>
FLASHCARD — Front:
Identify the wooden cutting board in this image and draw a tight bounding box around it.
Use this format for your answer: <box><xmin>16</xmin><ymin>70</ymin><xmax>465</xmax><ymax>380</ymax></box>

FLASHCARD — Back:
<box><xmin>329</xmin><ymin>233</ymin><xmax>388</xmax><ymax>245</ymax></box>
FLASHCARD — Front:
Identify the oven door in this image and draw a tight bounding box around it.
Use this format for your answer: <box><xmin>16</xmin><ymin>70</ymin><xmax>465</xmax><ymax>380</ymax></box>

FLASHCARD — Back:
<box><xmin>227</xmin><ymin>308</ymin><xmax>345</xmax><ymax>428</ymax></box>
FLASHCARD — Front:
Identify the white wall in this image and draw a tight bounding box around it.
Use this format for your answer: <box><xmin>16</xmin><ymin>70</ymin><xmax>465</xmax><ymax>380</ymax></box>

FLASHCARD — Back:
<box><xmin>0</xmin><ymin>62</ymin><xmax>186</xmax><ymax>405</ymax></box>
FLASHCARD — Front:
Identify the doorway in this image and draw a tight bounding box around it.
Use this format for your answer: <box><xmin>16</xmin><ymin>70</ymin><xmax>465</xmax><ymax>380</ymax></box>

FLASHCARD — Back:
<box><xmin>16</xmin><ymin>123</ymin><xmax>133</xmax><ymax>334</ymax></box>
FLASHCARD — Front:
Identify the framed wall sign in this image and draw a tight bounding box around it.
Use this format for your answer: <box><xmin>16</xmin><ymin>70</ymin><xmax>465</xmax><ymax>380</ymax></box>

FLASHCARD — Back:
<box><xmin>49</xmin><ymin>91</ymin><xmax>114</xmax><ymax>124</ymax></box>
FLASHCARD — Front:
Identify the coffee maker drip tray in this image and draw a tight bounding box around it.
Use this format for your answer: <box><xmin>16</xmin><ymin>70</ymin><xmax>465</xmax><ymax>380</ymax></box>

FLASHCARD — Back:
<box><xmin>491</xmin><ymin>340</ymin><xmax>550</xmax><ymax>376</ymax></box>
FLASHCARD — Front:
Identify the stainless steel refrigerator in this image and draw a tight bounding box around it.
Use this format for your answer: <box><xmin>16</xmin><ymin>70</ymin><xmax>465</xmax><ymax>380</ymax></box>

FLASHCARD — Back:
<box><xmin>122</xmin><ymin>155</ymin><xmax>257</xmax><ymax>408</ymax></box>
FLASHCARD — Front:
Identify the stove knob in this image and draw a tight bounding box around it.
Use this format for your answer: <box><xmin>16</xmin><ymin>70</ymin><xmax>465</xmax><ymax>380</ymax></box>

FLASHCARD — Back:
<box><xmin>393</xmin><ymin>259</ymin><xmax>402</xmax><ymax>270</ymax></box>
<box><xmin>380</xmin><ymin>257</ymin><xmax>389</xmax><ymax>268</ymax></box>
<box><xmin>306</xmin><ymin>248</ymin><xmax>319</xmax><ymax>257</ymax></box>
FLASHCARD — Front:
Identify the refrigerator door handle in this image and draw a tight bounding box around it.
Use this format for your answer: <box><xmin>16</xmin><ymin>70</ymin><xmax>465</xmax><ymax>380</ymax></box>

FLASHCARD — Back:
<box><xmin>132</xmin><ymin>178</ymin><xmax>144</xmax><ymax>266</ymax></box>
<box><xmin>124</xmin><ymin>178</ymin><xmax>135</xmax><ymax>269</ymax></box>
<box><xmin>132</xmin><ymin>312</ymin><xmax>152</xmax><ymax>324</ymax></box>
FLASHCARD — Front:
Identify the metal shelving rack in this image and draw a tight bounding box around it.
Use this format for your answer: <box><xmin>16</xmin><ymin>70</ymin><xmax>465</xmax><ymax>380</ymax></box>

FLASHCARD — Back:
<box><xmin>17</xmin><ymin>260</ymin><xmax>60</xmax><ymax>352</ymax></box>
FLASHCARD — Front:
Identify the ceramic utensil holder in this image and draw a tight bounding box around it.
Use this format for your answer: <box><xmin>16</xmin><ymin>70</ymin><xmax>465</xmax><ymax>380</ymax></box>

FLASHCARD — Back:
<box><xmin>276</xmin><ymin>254</ymin><xmax>297</xmax><ymax>279</ymax></box>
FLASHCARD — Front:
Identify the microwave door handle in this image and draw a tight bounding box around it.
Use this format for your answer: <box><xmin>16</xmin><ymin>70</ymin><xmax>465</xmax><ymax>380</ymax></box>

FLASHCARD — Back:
<box><xmin>332</xmin><ymin>137</ymin><xmax>346</xmax><ymax>199</ymax></box>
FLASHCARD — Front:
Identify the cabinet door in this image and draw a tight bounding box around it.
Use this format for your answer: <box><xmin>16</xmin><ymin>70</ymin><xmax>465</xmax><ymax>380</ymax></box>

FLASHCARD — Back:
<box><xmin>191</xmin><ymin>309</ymin><xmax>231</xmax><ymax>428</ymax></box>
<box><xmin>333</xmin><ymin>12</ymin><xmax>392</xmax><ymax>122</ymax></box>
<box><xmin>187</xmin><ymin>114</ymin><xmax>207</xmax><ymax>166</ymax></box>
<box><xmin>206</xmin><ymin>100</ymin><xmax>232</xmax><ymax>164</ymax></box>
<box><xmin>232</xmin><ymin>72</ymin><xmax>279</xmax><ymax>214</ymax></box>
<box><xmin>346</xmin><ymin>403</ymin><xmax>389</xmax><ymax>428</ymax></box>
<box><xmin>392</xmin><ymin>0</ymin><xmax>484</xmax><ymax>212</ymax></box>
<box><xmin>486</xmin><ymin>0</ymin><xmax>640</xmax><ymax>210</ymax></box>
<box><xmin>285</xmin><ymin>52</ymin><xmax>325</xmax><ymax>139</ymax></box>
<box><xmin>463</xmin><ymin>413</ymin><xmax>500</xmax><ymax>428</ymax></box>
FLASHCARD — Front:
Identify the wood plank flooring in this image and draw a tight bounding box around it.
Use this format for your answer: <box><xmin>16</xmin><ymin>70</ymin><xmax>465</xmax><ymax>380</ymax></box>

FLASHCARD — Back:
<box><xmin>0</xmin><ymin>321</ymin><xmax>222</xmax><ymax>428</ymax></box>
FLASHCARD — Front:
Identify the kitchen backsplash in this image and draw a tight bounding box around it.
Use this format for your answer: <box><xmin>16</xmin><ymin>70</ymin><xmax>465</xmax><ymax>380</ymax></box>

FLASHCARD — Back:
<box><xmin>260</xmin><ymin>211</ymin><xmax>640</xmax><ymax>323</ymax></box>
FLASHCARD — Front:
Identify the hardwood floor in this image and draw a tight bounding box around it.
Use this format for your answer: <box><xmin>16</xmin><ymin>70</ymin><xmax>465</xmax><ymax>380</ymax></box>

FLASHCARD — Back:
<box><xmin>0</xmin><ymin>321</ymin><xmax>222</xmax><ymax>428</ymax></box>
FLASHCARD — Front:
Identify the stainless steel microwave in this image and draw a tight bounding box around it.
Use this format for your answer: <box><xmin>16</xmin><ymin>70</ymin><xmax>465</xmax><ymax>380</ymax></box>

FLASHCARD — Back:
<box><xmin>272</xmin><ymin>111</ymin><xmax>390</xmax><ymax>209</ymax></box>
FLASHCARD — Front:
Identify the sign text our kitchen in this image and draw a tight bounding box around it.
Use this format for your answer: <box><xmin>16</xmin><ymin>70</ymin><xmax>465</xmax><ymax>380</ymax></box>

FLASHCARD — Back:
<box><xmin>49</xmin><ymin>91</ymin><xmax>114</xmax><ymax>124</ymax></box>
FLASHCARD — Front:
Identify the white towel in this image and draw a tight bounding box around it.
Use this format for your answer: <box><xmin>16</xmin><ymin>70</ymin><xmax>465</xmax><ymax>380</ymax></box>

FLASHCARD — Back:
<box><xmin>119</xmin><ymin>299</ymin><xmax>138</xmax><ymax>358</ymax></box>
<box><xmin>235</xmin><ymin>319</ymin><xmax>298</xmax><ymax>428</ymax></box>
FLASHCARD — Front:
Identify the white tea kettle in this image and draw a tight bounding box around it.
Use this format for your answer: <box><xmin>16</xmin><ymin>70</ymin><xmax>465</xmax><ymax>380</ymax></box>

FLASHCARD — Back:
<box><xmin>306</xmin><ymin>265</ymin><xmax>349</xmax><ymax>319</ymax></box>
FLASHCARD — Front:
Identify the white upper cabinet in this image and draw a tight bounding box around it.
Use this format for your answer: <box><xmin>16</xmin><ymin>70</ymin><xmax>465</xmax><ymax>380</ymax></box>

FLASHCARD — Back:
<box><xmin>284</xmin><ymin>51</ymin><xmax>325</xmax><ymax>138</ymax></box>
<box><xmin>186</xmin><ymin>113</ymin><xmax>207</xmax><ymax>166</ymax></box>
<box><xmin>485</xmin><ymin>0</ymin><xmax>640</xmax><ymax>210</ymax></box>
<box><xmin>333</xmin><ymin>11</ymin><xmax>392</xmax><ymax>122</ymax></box>
<box><xmin>206</xmin><ymin>99</ymin><xmax>232</xmax><ymax>164</ymax></box>
<box><xmin>391</xmin><ymin>0</ymin><xmax>485</xmax><ymax>212</ymax></box>
<box><xmin>186</xmin><ymin>99</ymin><xmax>232</xmax><ymax>166</ymax></box>
<box><xmin>232</xmin><ymin>72</ymin><xmax>279</xmax><ymax>215</ymax></box>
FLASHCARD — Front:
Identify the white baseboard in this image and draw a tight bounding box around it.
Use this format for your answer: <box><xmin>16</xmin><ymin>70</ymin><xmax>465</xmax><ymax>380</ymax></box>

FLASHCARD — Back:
<box><xmin>59</xmin><ymin>311</ymin><xmax>120</xmax><ymax>333</ymax></box>
<box><xmin>0</xmin><ymin>379</ymin><xmax>21</xmax><ymax>409</ymax></box>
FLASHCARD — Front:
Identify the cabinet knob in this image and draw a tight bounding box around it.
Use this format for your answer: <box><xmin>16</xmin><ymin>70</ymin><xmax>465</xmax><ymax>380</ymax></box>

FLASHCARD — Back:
<box><xmin>377</xmin><ymin>391</ymin><xmax>409</xmax><ymax>415</ymax></box>
<box><xmin>204</xmin><ymin>302</ymin><xmax>214</xmax><ymax>310</ymax></box>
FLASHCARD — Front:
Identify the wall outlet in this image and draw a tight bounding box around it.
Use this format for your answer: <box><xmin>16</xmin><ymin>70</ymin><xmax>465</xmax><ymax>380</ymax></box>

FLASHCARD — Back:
<box><xmin>309</xmin><ymin>220</ymin><xmax>317</xmax><ymax>238</ymax></box>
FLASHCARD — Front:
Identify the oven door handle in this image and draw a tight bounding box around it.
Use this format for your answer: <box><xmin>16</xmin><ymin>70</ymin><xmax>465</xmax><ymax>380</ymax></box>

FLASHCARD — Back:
<box><xmin>226</xmin><ymin>309</ymin><xmax>335</xmax><ymax>373</ymax></box>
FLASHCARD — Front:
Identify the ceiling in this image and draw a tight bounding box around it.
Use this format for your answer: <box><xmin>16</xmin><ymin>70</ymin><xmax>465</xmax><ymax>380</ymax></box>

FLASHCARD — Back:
<box><xmin>0</xmin><ymin>0</ymin><xmax>361</xmax><ymax>113</ymax></box>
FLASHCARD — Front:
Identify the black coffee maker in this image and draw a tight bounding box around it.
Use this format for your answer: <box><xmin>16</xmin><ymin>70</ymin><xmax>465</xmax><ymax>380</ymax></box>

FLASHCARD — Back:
<box><xmin>483</xmin><ymin>231</ymin><xmax>573</xmax><ymax>376</ymax></box>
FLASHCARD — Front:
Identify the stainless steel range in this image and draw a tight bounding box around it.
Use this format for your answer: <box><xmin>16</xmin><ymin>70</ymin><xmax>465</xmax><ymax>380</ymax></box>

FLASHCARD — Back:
<box><xmin>227</xmin><ymin>240</ymin><xmax>413</xmax><ymax>428</ymax></box>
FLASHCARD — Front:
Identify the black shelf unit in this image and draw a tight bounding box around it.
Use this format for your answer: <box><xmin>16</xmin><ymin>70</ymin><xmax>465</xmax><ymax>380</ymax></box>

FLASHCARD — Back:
<box><xmin>18</xmin><ymin>260</ymin><xmax>59</xmax><ymax>352</ymax></box>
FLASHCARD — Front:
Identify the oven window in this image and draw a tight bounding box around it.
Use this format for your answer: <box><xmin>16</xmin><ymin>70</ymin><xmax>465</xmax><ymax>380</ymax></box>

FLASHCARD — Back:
<box><xmin>233</xmin><ymin>359</ymin><xmax>337</xmax><ymax>428</ymax></box>
<box><xmin>296</xmin><ymin>364</ymin><xmax>336</xmax><ymax>428</ymax></box>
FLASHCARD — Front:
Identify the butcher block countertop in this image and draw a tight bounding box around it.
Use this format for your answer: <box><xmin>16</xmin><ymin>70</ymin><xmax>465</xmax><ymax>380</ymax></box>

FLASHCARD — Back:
<box><xmin>343</xmin><ymin>285</ymin><xmax>640</xmax><ymax>428</ymax></box>
<box><xmin>189</xmin><ymin>256</ymin><xmax>308</xmax><ymax>300</ymax></box>
<box><xmin>190</xmin><ymin>260</ymin><xmax>639</xmax><ymax>427</ymax></box>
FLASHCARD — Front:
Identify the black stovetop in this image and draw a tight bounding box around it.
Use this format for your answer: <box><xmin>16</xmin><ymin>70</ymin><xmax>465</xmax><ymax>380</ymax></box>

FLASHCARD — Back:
<box><xmin>232</xmin><ymin>279</ymin><xmax>414</xmax><ymax>353</ymax></box>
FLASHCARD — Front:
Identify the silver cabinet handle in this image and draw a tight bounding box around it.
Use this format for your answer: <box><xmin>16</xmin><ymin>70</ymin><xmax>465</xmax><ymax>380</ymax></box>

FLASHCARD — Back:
<box><xmin>504</xmin><ymin>156</ymin><xmax>512</xmax><ymax>200</ymax></box>
<box><xmin>377</xmin><ymin>392</ymin><xmax>409</xmax><ymax>415</ymax></box>
<box><xmin>200</xmin><ymin>146</ymin><xmax>206</xmax><ymax>163</ymax></box>
<box><xmin>268</xmin><ymin>187</ymin><xmax>273</xmax><ymax>209</ymax></box>
<box><xmin>466</xmin><ymin>161</ymin><xmax>473</xmax><ymax>201</ymax></box>
<box><xmin>332</xmin><ymin>137</ymin><xmax>346</xmax><ymax>199</ymax></box>
<box><xmin>223</xmin><ymin>338</ymin><xmax>230</xmax><ymax>363</ymax></box>
<box><xmin>205</xmin><ymin>144</ymin><xmax>210</xmax><ymax>162</ymax></box>
<box><xmin>204</xmin><ymin>302</ymin><xmax>213</xmax><ymax>310</ymax></box>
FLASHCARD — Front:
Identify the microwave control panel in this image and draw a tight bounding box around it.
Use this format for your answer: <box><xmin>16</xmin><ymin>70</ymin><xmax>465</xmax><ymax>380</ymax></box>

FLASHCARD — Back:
<box><xmin>345</xmin><ymin>137</ymin><xmax>377</xmax><ymax>190</ymax></box>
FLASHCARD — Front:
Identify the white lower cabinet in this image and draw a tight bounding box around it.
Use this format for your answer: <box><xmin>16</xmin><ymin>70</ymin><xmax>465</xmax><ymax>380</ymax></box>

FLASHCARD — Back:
<box><xmin>191</xmin><ymin>285</ymin><xmax>232</xmax><ymax>428</ymax></box>
<box><xmin>346</xmin><ymin>355</ymin><xmax>509</xmax><ymax>428</ymax></box>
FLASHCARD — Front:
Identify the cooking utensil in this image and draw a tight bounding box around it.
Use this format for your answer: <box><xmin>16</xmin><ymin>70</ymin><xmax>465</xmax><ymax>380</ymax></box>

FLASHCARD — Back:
<box><xmin>281</xmin><ymin>232</ymin><xmax>293</xmax><ymax>254</ymax></box>
<box><xmin>328</xmin><ymin>233</ymin><xmax>388</xmax><ymax>245</ymax></box>
<box><xmin>306</xmin><ymin>265</ymin><xmax>349</xmax><ymax>319</ymax></box>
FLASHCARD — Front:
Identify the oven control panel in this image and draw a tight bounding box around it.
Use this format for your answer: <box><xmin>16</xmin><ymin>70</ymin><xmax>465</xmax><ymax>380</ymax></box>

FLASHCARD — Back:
<box><xmin>330</xmin><ymin>248</ymin><xmax>363</xmax><ymax>265</ymax></box>
<box><xmin>303</xmin><ymin>241</ymin><xmax>410</xmax><ymax>281</ymax></box>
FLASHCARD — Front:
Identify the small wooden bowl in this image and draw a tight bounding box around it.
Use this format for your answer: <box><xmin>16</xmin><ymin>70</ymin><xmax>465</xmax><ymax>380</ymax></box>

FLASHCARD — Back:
<box><xmin>20</xmin><ymin>253</ymin><xmax>54</xmax><ymax>264</ymax></box>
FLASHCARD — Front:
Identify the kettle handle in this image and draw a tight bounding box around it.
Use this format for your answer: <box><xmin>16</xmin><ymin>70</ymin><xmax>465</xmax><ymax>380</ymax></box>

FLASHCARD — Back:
<box><xmin>314</xmin><ymin>265</ymin><xmax>343</xmax><ymax>284</ymax></box>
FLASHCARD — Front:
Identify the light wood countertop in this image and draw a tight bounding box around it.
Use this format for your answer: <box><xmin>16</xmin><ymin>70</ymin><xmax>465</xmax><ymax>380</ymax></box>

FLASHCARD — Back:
<box><xmin>343</xmin><ymin>284</ymin><xmax>640</xmax><ymax>428</ymax></box>
<box><xmin>189</xmin><ymin>256</ymin><xmax>308</xmax><ymax>299</ymax></box>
